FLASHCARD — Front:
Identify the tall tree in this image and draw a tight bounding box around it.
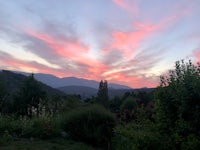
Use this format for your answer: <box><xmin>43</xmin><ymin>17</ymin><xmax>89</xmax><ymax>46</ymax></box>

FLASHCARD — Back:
<box><xmin>97</xmin><ymin>80</ymin><xmax>109</xmax><ymax>108</ymax></box>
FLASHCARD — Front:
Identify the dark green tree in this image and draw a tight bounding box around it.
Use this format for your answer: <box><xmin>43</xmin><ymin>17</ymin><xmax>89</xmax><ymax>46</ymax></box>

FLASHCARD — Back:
<box><xmin>14</xmin><ymin>74</ymin><xmax>46</xmax><ymax>117</ymax></box>
<box><xmin>155</xmin><ymin>60</ymin><xmax>200</xmax><ymax>149</ymax></box>
<box><xmin>97</xmin><ymin>80</ymin><xmax>109</xmax><ymax>108</ymax></box>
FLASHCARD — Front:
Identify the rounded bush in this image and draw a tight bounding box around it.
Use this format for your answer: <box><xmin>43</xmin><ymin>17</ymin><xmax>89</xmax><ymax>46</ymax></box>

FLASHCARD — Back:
<box><xmin>120</xmin><ymin>97</ymin><xmax>137</xmax><ymax>111</ymax></box>
<box><xmin>62</xmin><ymin>104</ymin><xmax>116</xmax><ymax>147</ymax></box>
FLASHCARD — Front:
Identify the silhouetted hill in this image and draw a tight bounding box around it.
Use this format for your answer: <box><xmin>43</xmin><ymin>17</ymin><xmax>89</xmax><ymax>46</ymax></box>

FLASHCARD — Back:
<box><xmin>0</xmin><ymin>70</ymin><xmax>65</xmax><ymax>96</ymax></box>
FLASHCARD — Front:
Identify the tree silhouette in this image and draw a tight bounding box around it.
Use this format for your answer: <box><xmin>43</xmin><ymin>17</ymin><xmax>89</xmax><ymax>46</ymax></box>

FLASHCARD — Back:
<box><xmin>97</xmin><ymin>80</ymin><xmax>109</xmax><ymax>108</ymax></box>
<box><xmin>14</xmin><ymin>73</ymin><xmax>46</xmax><ymax>117</ymax></box>
<box><xmin>155</xmin><ymin>60</ymin><xmax>200</xmax><ymax>148</ymax></box>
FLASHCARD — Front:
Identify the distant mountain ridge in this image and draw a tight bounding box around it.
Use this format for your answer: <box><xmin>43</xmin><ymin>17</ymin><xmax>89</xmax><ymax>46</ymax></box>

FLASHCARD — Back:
<box><xmin>1</xmin><ymin>70</ymin><xmax>154</xmax><ymax>99</ymax></box>
<box><xmin>18</xmin><ymin>72</ymin><xmax>131</xmax><ymax>89</ymax></box>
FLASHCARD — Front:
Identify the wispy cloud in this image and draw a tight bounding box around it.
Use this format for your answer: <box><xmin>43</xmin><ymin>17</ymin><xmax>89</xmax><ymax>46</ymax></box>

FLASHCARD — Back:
<box><xmin>0</xmin><ymin>51</ymin><xmax>65</xmax><ymax>76</ymax></box>
<box><xmin>112</xmin><ymin>0</ymin><xmax>138</xmax><ymax>13</ymax></box>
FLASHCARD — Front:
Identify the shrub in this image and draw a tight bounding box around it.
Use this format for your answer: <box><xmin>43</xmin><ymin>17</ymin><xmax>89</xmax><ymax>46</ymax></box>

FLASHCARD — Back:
<box><xmin>155</xmin><ymin>60</ymin><xmax>200</xmax><ymax>149</ymax></box>
<box><xmin>181</xmin><ymin>134</ymin><xmax>200</xmax><ymax>150</ymax></box>
<box><xmin>0</xmin><ymin>130</ymin><xmax>12</xmax><ymax>145</ymax></box>
<box><xmin>119</xmin><ymin>97</ymin><xmax>137</xmax><ymax>122</ymax></box>
<box><xmin>120</xmin><ymin>96</ymin><xmax>137</xmax><ymax>112</ymax></box>
<box><xmin>155</xmin><ymin>60</ymin><xmax>200</xmax><ymax>132</ymax></box>
<box><xmin>113</xmin><ymin>122</ymin><xmax>162</xmax><ymax>150</ymax></box>
<box><xmin>62</xmin><ymin>104</ymin><xmax>116</xmax><ymax>148</ymax></box>
<box><xmin>0</xmin><ymin>116</ymin><xmax>22</xmax><ymax>136</ymax></box>
<box><xmin>22</xmin><ymin>117</ymin><xmax>61</xmax><ymax>139</ymax></box>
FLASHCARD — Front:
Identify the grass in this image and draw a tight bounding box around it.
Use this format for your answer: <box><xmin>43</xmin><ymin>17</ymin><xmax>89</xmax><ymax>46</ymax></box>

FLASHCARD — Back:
<box><xmin>0</xmin><ymin>138</ymin><xmax>95</xmax><ymax>150</ymax></box>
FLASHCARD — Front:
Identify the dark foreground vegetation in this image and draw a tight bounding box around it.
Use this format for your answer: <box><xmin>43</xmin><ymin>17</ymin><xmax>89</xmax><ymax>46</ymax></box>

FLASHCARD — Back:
<box><xmin>0</xmin><ymin>60</ymin><xmax>200</xmax><ymax>150</ymax></box>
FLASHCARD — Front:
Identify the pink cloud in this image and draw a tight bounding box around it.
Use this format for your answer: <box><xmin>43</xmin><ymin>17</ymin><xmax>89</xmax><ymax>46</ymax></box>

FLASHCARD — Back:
<box><xmin>26</xmin><ymin>30</ymin><xmax>89</xmax><ymax>60</ymax></box>
<box><xmin>105</xmin><ymin>22</ymin><xmax>158</xmax><ymax>58</ymax></box>
<box><xmin>24</xmin><ymin>30</ymin><xmax>112</xmax><ymax>81</ymax></box>
<box><xmin>27</xmin><ymin>30</ymin><xmax>54</xmax><ymax>44</ymax></box>
<box><xmin>106</xmin><ymin>2</ymin><xmax>192</xmax><ymax>59</ymax></box>
<box><xmin>102</xmin><ymin>71</ymin><xmax>158</xmax><ymax>88</ymax></box>
<box><xmin>0</xmin><ymin>51</ymin><xmax>70</xmax><ymax>77</ymax></box>
<box><xmin>112</xmin><ymin>0</ymin><xmax>138</xmax><ymax>13</ymax></box>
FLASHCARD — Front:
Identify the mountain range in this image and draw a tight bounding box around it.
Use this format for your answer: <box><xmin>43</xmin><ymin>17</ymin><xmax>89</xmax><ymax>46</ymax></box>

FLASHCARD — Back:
<box><xmin>20</xmin><ymin>72</ymin><xmax>131</xmax><ymax>89</ymax></box>
<box><xmin>19</xmin><ymin>72</ymin><xmax>134</xmax><ymax>99</ymax></box>
<box><xmin>1</xmin><ymin>70</ymin><xmax>154</xmax><ymax>99</ymax></box>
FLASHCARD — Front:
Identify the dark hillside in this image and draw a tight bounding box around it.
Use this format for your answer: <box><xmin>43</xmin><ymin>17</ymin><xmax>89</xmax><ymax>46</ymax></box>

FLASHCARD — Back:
<box><xmin>0</xmin><ymin>70</ymin><xmax>65</xmax><ymax>96</ymax></box>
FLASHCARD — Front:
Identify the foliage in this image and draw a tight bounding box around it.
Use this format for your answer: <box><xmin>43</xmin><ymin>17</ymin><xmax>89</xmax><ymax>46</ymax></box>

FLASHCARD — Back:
<box><xmin>113</xmin><ymin>122</ymin><xmax>161</xmax><ymax>150</ymax></box>
<box><xmin>109</xmin><ymin>96</ymin><xmax>122</xmax><ymax>113</ymax></box>
<box><xmin>120</xmin><ymin>96</ymin><xmax>137</xmax><ymax>112</ymax></box>
<box><xmin>22</xmin><ymin>117</ymin><xmax>61</xmax><ymax>139</ymax></box>
<box><xmin>0</xmin><ymin>116</ymin><xmax>23</xmax><ymax>136</ymax></box>
<box><xmin>62</xmin><ymin>104</ymin><xmax>116</xmax><ymax>148</ymax></box>
<box><xmin>0</xmin><ymin>115</ymin><xmax>61</xmax><ymax>140</ymax></box>
<box><xmin>118</xmin><ymin>97</ymin><xmax>137</xmax><ymax>122</ymax></box>
<box><xmin>181</xmin><ymin>134</ymin><xmax>200</xmax><ymax>150</ymax></box>
<box><xmin>155</xmin><ymin>60</ymin><xmax>200</xmax><ymax>149</ymax></box>
<box><xmin>13</xmin><ymin>74</ymin><xmax>46</xmax><ymax>117</ymax></box>
<box><xmin>59</xmin><ymin>95</ymin><xmax>82</xmax><ymax>114</ymax></box>
<box><xmin>136</xmin><ymin>90</ymin><xmax>153</xmax><ymax>106</ymax></box>
<box><xmin>0</xmin><ymin>130</ymin><xmax>13</xmax><ymax>145</ymax></box>
<box><xmin>44</xmin><ymin>94</ymin><xmax>64</xmax><ymax>117</ymax></box>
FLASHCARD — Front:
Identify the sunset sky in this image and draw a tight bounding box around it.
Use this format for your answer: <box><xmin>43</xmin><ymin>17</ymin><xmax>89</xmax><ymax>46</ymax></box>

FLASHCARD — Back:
<box><xmin>0</xmin><ymin>0</ymin><xmax>200</xmax><ymax>88</ymax></box>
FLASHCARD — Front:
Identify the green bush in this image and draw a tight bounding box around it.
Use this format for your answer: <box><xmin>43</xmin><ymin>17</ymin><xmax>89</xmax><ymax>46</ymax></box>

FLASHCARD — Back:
<box><xmin>0</xmin><ymin>116</ymin><xmax>22</xmax><ymax>136</ymax></box>
<box><xmin>22</xmin><ymin>117</ymin><xmax>61</xmax><ymax>139</ymax></box>
<box><xmin>62</xmin><ymin>104</ymin><xmax>116</xmax><ymax>148</ymax></box>
<box><xmin>113</xmin><ymin>123</ymin><xmax>162</xmax><ymax>150</ymax></box>
<box><xmin>120</xmin><ymin>96</ymin><xmax>137</xmax><ymax>112</ymax></box>
<box><xmin>0</xmin><ymin>116</ymin><xmax>62</xmax><ymax>139</ymax></box>
<box><xmin>0</xmin><ymin>130</ymin><xmax>13</xmax><ymax>145</ymax></box>
<box><xmin>182</xmin><ymin>134</ymin><xmax>200</xmax><ymax>150</ymax></box>
<box><xmin>155</xmin><ymin>60</ymin><xmax>200</xmax><ymax>149</ymax></box>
